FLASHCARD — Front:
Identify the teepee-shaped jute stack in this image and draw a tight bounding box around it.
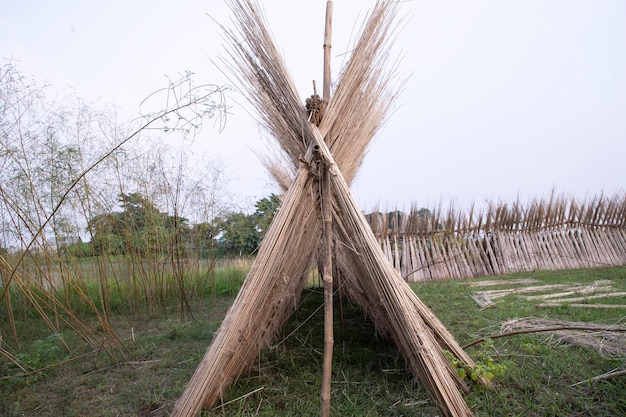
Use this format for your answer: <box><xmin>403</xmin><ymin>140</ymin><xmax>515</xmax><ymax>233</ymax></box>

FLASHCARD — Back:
<box><xmin>172</xmin><ymin>1</ymin><xmax>484</xmax><ymax>416</ymax></box>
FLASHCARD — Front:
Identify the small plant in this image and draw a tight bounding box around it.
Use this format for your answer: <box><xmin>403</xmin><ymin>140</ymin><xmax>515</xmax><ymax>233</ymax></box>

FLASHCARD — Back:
<box><xmin>4</xmin><ymin>333</ymin><xmax>66</xmax><ymax>384</ymax></box>
<box><xmin>167</xmin><ymin>321</ymin><xmax>192</xmax><ymax>341</ymax></box>
<box><xmin>447</xmin><ymin>340</ymin><xmax>509</xmax><ymax>383</ymax></box>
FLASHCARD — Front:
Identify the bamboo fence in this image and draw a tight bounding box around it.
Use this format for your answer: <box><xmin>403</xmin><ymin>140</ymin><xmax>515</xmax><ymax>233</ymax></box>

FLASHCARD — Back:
<box><xmin>369</xmin><ymin>193</ymin><xmax>626</xmax><ymax>282</ymax></box>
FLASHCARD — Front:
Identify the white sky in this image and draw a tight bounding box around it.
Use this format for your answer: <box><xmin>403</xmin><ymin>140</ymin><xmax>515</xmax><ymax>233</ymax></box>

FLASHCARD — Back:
<box><xmin>1</xmin><ymin>0</ymin><xmax>624</xmax><ymax>212</ymax></box>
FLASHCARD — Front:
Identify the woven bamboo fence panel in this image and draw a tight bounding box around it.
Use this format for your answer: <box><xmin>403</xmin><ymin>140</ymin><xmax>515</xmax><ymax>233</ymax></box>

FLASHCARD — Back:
<box><xmin>367</xmin><ymin>193</ymin><xmax>626</xmax><ymax>282</ymax></box>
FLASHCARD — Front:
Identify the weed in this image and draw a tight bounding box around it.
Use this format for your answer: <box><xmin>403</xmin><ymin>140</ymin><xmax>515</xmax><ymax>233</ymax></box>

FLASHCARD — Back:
<box><xmin>166</xmin><ymin>321</ymin><xmax>192</xmax><ymax>341</ymax></box>
<box><xmin>447</xmin><ymin>339</ymin><xmax>510</xmax><ymax>382</ymax></box>
<box><xmin>4</xmin><ymin>333</ymin><xmax>66</xmax><ymax>384</ymax></box>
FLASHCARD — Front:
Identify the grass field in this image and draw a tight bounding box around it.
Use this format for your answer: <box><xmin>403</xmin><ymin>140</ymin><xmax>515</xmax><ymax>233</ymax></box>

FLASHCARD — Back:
<box><xmin>1</xmin><ymin>266</ymin><xmax>625</xmax><ymax>416</ymax></box>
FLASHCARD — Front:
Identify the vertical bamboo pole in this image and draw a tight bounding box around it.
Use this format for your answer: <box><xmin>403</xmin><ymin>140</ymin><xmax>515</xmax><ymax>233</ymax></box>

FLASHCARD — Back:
<box><xmin>320</xmin><ymin>3</ymin><xmax>334</xmax><ymax>416</ymax></box>
<box><xmin>320</xmin><ymin>165</ymin><xmax>334</xmax><ymax>417</ymax></box>
<box><xmin>323</xmin><ymin>1</ymin><xmax>333</xmax><ymax>102</ymax></box>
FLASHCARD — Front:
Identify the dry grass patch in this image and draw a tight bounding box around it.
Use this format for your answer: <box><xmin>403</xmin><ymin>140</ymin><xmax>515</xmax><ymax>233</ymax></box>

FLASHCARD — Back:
<box><xmin>500</xmin><ymin>317</ymin><xmax>626</xmax><ymax>358</ymax></box>
<box><xmin>470</xmin><ymin>277</ymin><xmax>626</xmax><ymax>310</ymax></box>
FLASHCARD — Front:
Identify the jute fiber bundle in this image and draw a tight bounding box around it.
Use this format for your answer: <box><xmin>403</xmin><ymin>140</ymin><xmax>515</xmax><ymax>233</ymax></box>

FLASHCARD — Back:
<box><xmin>171</xmin><ymin>163</ymin><xmax>322</xmax><ymax>417</ymax></box>
<box><xmin>172</xmin><ymin>1</ymin><xmax>479</xmax><ymax>416</ymax></box>
<box><xmin>366</xmin><ymin>192</ymin><xmax>626</xmax><ymax>282</ymax></box>
<box><xmin>311</xmin><ymin>127</ymin><xmax>474</xmax><ymax>416</ymax></box>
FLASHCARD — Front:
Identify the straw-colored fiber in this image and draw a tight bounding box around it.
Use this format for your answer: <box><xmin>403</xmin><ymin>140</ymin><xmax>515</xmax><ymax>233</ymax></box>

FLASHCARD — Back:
<box><xmin>173</xmin><ymin>1</ymin><xmax>477</xmax><ymax>416</ymax></box>
<box><xmin>367</xmin><ymin>193</ymin><xmax>626</xmax><ymax>282</ymax></box>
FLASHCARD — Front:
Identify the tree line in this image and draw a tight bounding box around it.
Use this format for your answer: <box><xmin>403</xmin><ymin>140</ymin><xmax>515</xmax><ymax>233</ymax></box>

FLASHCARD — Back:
<box><xmin>61</xmin><ymin>192</ymin><xmax>280</xmax><ymax>259</ymax></box>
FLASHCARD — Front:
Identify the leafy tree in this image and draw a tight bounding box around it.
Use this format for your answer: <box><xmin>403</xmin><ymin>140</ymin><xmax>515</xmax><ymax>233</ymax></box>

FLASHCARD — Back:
<box><xmin>217</xmin><ymin>212</ymin><xmax>259</xmax><ymax>257</ymax></box>
<box><xmin>188</xmin><ymin>221</ymin><xmax>220</xmax><ymax>258</ymax></box>
<box><xmin>388</xmin><ymin>210</ymin><xmax>404</xmax><ymax>227</ymax></box>
<box><xmin>87</xmin><ymin>213</ymin><xmax>123</xmax><ymax>255</ymax></box>
<box><xmin>86</xmin><ymin>192</ymin><xmax>188</xmax><ymax>256</ymax></box>
<box><xmin>58</xmin><ymin>241</ymin><xmax>94</xmax><ymax>258</ymax></box>
<box><xmin>416</xmin><ymin>208</ymin><xmax>432</xmax><ymax>219</ymax></box>
<box><xmin>214</xmin><ymin>195</ymin><xmax>281</xmax><ymax>257</ymax></box>
<box><xmin>119</xmin><ymin>193</ymin><xmax>160</xmax><ymax>230</ymax></box>
<box><xmin>81</xmin><ymin>194</ymin><xmax>277</xmax><ymax>258</ymax></box>
<box><xmin>253</xmin><ymin>193</ymin><xmax>280</xmax><ymax>237</ymax></box>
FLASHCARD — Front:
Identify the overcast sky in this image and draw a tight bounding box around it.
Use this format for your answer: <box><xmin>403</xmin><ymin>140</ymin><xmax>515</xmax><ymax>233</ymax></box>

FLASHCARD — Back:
<box><xmin>1</xmin><ymin>0</ymin><xmax>624</xmax><ymax>212</ymax></box>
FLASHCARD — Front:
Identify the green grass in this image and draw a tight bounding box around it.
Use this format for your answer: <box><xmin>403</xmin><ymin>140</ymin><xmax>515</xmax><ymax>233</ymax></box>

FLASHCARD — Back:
<box><xmin>4</xmin><ymin>256</ymin><xmax>254</xmax><ymax>320</ymax></box>
<box><xmin>1</xmin><ymin>266</ymin><xmax>625</xmax><ymax>416</ymax></box>
<box><xmin>414</xmin><ymin>267</ymin><xmax>626</xmax><ymax>417</ymax></box>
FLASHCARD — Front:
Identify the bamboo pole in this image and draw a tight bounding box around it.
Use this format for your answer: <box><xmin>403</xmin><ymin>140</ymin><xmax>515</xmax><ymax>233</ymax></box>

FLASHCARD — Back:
<box><xmin>401</xmin><ymin>229</ymin><xmax>410</xmax><ymax>279</ymax></box>
<box><xmin>320</xmin><ymin>164</ymin><xmax>334</xmax><ymax>417</ymax></box>
<box><xmin>323</xmin><ymin>1</ymin><xmax>333</xmax><ymax>102</ymax></box>
<box><xmin>610</xmin><ymin>229</ymin><xmax>626</xmax><ymax>263</ymax></box>
<box><xmin>418</xmin><ymin>237</ymin><xmax>433</xmax><ymax>280</ymax></box>
<box><xmin>321</xmin><ymin>4</ymin><xmax>333</xmax><ymax>415</ymax></box>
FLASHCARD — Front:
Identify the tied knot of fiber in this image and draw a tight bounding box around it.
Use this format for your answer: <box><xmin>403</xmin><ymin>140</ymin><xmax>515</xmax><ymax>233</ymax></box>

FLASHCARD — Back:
<box><xmin>305</xmin><ymin>94</ymin><xmax>326</xmax><ymax>126</ymax></box>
